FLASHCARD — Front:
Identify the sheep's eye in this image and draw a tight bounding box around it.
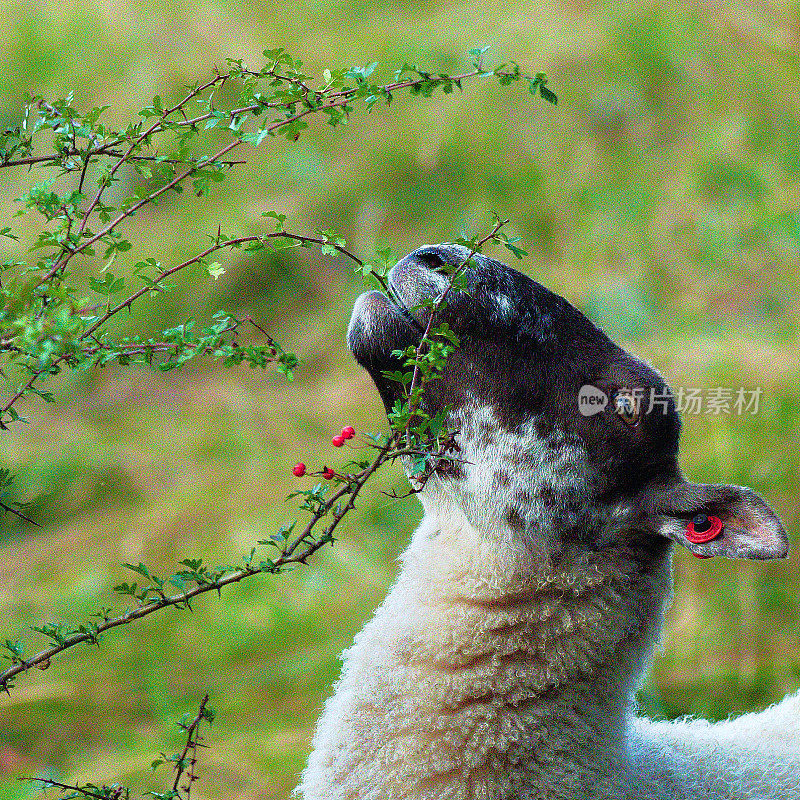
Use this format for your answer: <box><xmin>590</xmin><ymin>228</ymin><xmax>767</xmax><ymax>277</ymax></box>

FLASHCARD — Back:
<box><xmin>613</xmin><ymin>389</ymin><xmax>641</xmax><ymax>426</ymax></box>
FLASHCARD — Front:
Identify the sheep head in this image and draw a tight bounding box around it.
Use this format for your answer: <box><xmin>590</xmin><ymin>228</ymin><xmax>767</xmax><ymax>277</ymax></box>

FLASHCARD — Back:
<box><xmin>347</xmin><ymin>244</ymin><xmax>788</xmax><ymax>563</ymax></box>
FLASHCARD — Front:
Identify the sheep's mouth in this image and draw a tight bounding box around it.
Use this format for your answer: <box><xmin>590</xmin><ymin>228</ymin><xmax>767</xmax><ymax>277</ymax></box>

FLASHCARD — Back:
<box><xmin>347</xmin><ymin>248</ymin><xmax>459</xmax><ymax>403</ymax></box>
<box><xmin>347</xmin><ymin>288</ymin><xmax>425</xmax><ymax>411</ymax></box>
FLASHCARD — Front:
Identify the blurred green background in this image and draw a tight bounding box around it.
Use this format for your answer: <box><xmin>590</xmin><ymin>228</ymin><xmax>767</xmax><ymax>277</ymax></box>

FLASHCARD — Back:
<box><xmin>0</xmin><ymin>1</ymin><xmax>799</xmax><ymax>798</ymax></box>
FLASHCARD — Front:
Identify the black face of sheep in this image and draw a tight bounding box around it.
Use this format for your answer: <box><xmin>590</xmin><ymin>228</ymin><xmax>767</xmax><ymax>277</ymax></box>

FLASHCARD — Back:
<box><xmin>348</xmin><ymin>243</ymin><xmax>789</xmax><ymax>562</ymax></box>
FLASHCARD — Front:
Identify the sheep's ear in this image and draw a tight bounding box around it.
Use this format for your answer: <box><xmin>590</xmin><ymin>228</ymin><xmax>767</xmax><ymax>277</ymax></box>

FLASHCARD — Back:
<box><xmin>642</xmin><ymin>482</ymin><xmax>789</xmax><ymax>560</ymax></box>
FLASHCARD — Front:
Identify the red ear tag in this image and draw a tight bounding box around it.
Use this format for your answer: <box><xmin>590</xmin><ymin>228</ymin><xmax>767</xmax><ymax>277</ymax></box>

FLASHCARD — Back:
<box><xmin>686</xmin><ymin>514</ymin><xmax>723</xmax><ymax>544</ymax></box>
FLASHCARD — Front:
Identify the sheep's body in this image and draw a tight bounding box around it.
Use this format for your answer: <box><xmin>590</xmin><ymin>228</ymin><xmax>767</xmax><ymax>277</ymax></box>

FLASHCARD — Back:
<box><xmin>632</xmin><ymin>696</ymin><xmax>800</xmax><ymax>800</ymax></box>
<box><xmin>299</xmin><ymin>500</ymin><xmax>800</xmax><ymax>800</ymax></box>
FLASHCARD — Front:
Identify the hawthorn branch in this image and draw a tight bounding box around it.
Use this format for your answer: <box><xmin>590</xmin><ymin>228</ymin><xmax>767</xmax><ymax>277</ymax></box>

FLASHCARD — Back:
<box><xmin>0</xmin><ymin>433</ymin><xmax>398</xmax><ymax>692</ymax></box>
<box><xmin>83</xmin><ymin>231</ymin><xmax>367</xmax><ymax>339</ymax></box>
<box><xmin>77</xmin><ymin>316</ymin><xmax>274</xmax><ymax>361</ymax></box>
<box><xmin>0</xmin><ymin>67</ymin><xmax>488</xmax><ymax>168</ymax></box>
<box><xmin>17</xmin><ymin>65</ymin><xmax>492</xmax><ymax>294</ymax></box>
<box><xmin>26</xmin><ymin>781</ymin><xmax>126</xmax><ymax>800</ymax></box>
<box><xmin>69</xmin><ymin>70</ymin><xmax>483</xmax><ymax>264</ymax></box>
<box><xmin>0</xmin><ymin>230</ymin><xmax>365</xmax><ymax>427</ymax></box>
<box><xmin>40</xmin><ymin>76</ymin><xmax>230</xmax><ymax>285</ymax></box>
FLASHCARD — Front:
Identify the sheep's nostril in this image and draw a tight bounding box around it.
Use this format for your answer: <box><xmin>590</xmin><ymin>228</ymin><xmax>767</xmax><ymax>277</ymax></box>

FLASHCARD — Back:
<box><xmin>412</xmin><ymin>246</ymin><xmax>448</xmax><ymax>272</ymax></box>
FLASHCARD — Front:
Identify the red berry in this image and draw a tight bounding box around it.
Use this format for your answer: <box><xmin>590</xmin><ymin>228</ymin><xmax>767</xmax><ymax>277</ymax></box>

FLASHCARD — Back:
<box><xmin>332</xmin><ymin>435</ymin><xmax>345</xmax><ymax>447</ymax></box>
<box><xmin>341</xmin><ymin>426</ymin><xmax>355</xmax><ymax>440</ymax></box>
<box><xmin>292</xmin><ymin>463</ymin><xmax>306</xmax><ymax>477</ymax></box>
<box><xmin>322</xmin><ymin>467</ymin><xmax>335</xmax><ymax>480</ymax></box>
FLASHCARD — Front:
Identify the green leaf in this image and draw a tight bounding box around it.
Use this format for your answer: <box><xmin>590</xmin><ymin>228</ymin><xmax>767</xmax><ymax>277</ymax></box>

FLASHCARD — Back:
<box><xmin>241</xmin><ymin>126</ymin><xmax>271</xmax><ymax>146</ymax></box>
<box><xmin>262</xmin><ymin>211</ymin><xmax>287</xmax><ymax>231</ymax></box>
<box><xmin>89</xmin><ymin>273</ymin><xmax>125</xmax><ymax>295</ymax></box>
<box><xmin>123</xmin><ymin>562</ymin><xmax>152</xmax><ymax>580</ymax></box>
<box><xmin>206</xmin><ymin>262</ymin><xmax>225</xmax><ymax>280</ymax></box>
<box><xmin>540</xmin><ymin>86</ymin><xmax>557</xmax><ymax>104</ymax></box>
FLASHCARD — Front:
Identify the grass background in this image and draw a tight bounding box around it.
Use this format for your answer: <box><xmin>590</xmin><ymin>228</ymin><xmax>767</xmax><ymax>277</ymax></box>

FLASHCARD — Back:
<box><xmin>0</xmin><ymin>1</ymin><xmax>799</xmax><ymax>798</ymax></box>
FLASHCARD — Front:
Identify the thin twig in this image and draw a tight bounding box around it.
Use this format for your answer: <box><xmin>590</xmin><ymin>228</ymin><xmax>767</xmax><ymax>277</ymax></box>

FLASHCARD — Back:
<box><xmin>31</xmin><ymin>77</ymin><xmax>231</xmax><ymax>287</ymax></box>
<box><xmin>0</xmin><ymin>501</ymin><xmax>40</xmax><ymax>527</ymax></box>
<box><xmin>171</xmin><ymin>694</ymin><xmax>210</xmax><ymax>800</ymax></box>
<box><xmin>404</xmin><ymin>217</ymin><xmax>508</xmax><ymax>443</ymax></box>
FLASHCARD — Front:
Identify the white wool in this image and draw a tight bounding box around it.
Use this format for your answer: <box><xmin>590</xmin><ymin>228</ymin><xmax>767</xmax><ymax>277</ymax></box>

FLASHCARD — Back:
<box><xmin>297</xmin><ymin>501</ymin><xmax>800</xmax><ymax>800</ymax></box>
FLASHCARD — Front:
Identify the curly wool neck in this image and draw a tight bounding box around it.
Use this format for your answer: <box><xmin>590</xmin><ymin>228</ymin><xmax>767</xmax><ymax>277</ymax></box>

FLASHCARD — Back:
<box><xmin>299</xmin><ymin>505</ymin><xmax>671</xmax><ymax>800</ymax></box>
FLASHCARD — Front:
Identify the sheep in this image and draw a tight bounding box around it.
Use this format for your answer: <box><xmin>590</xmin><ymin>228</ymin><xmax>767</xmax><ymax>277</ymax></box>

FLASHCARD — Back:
<box><xmin>296</xmin><ymin>244</ymin><xmax>800</xmax><ymax>800</ymax></box>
